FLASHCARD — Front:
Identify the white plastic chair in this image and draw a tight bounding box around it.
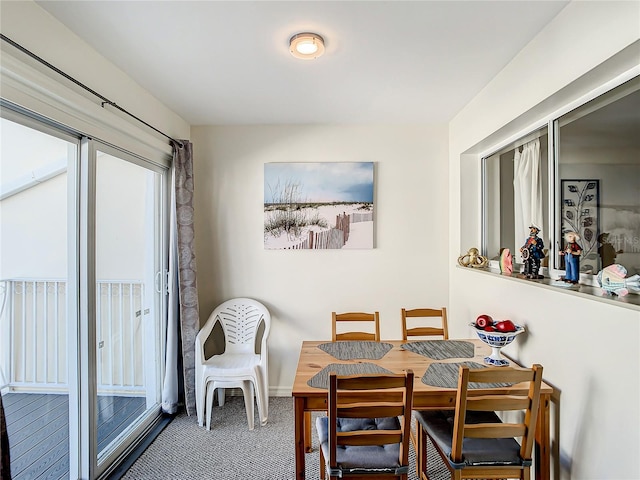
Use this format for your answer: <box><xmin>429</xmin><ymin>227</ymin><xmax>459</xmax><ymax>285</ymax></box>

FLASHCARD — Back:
<box><xmin>195</xmin><ymin>298</ymin><xmax>271</xmax><ymax>430</ymax></box>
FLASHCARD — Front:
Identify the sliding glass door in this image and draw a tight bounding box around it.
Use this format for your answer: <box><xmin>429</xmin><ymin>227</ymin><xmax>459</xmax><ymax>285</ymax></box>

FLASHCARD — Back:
<box><xmin>0</xmin><ymin>113</ymin><xmax>77</xmax><ymax>480</ymax></box>
<box><xmin>93</xmin><ymin>144</ymin><xmax>165</xmax><ymax>474</ymax></box>
<box><xmin>1</xmin><ymin>107</ymin><xmax>169</xmax><ymax>479</ymax></box>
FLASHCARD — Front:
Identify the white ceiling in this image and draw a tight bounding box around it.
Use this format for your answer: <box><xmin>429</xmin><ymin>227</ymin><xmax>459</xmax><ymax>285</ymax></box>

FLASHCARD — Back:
<box><xmin>37</xmin><ymin>1</ymin><xmax>569</xmax><ymax>126</ymax></box>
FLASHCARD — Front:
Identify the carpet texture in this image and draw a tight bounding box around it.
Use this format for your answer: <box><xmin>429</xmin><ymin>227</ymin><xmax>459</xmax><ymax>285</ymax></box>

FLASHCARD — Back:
<box><xmin>122</xmin><ymin>396</ymin><xmax>450</xmax><ymax>480</ymax></box>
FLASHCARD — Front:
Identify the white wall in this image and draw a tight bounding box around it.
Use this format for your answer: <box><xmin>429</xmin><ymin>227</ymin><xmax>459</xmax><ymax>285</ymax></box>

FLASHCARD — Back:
<box><xmin>449</xmin><ymin>2</ymin><xmax>640</xmax><ymax>479</ymax></box>
<box><xmin>191</xmin><ymin>124</ymin><xmax>449</xmax><ymax>393</ymax></box>
<box><xmin>0</xmin><ymin>0</ymin><xmax>190</xmax><ymax>159</ymax></box>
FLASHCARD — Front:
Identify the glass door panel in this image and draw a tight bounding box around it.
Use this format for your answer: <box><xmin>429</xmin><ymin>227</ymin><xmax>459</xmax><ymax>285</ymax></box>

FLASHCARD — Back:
<box><xmin>94</xmin><ymin>146</ymin><xmax>163</xmax><ymax>468</ymax></box>
<box><xmin>0</xmin><ymin>115</ymin><xmax>77</xmax><ymax>479</ymax></box>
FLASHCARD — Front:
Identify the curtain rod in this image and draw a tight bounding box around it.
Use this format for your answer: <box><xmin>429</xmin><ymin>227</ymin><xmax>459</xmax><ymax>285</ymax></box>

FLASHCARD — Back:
<box><xmin>1</xmin><ymin>34</ymin><xmax>184</xmax><ymax>148</ymax></box>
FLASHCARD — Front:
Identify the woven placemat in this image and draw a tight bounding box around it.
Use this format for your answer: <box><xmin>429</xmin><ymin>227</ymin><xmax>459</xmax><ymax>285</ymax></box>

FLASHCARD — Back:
<box><xmin>307</xmin><ymin>363</ymin><xmax>395</xmax><ymax>389</ymax></box>
<box><xmin>401</xmin><ymin>340</ymin><xmax>474</xmax><ymax>360</ymax></box>
<box><xmin>422</xmin><ymin>362</ymin><xmax>513</xmax><ymax>389</ymax></box>
<box><xmin>318</xmin><ymin>341</ymin><xmax>393</xmax><ymax>360</ymax></box>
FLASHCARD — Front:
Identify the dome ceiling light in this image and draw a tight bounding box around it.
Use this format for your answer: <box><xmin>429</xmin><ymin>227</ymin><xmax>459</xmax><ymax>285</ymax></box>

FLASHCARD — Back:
<box><xmin>289</xmin><ymin>32</ymin><xmax>325</xmax><ymax>60</ymax></box>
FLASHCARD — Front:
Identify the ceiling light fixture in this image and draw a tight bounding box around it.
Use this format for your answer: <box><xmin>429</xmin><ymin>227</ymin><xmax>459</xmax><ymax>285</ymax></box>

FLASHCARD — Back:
<box><xmin>289</xmin><ymin>32</ymin><xmax>325</xmax><ymax>60</ymax></box>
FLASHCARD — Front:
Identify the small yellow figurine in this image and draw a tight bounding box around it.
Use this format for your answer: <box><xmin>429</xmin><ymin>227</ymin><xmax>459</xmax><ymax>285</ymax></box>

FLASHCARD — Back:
<box><xmin>458</xmin><ymin>247</ymin><xmax>488</xmax><ymax>268</ymax></box>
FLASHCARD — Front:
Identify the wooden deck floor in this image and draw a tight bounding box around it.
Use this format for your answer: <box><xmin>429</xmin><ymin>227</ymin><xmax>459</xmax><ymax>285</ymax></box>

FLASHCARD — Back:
<box><xmin>3</xmin><ymin>392</ymin><xmax>146</xmax><ymax>480</ymax></box>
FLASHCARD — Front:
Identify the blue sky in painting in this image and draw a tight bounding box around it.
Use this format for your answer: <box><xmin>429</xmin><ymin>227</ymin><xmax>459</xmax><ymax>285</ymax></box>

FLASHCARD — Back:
<box><xmin>264</xmin><ymin>162</ymin><xmax>374</xmax><ymax>203</ymax></box>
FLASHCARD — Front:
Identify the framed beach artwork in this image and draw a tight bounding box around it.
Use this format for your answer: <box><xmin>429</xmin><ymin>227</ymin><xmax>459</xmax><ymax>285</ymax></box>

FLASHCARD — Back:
<box><xmin>264</xmin><ymin>162</ymin><xmax>374</xmax><ymax>250</ymax></box>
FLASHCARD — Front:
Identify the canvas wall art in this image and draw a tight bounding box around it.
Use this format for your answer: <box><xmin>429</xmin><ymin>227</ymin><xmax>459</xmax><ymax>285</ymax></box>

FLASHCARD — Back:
<box><xmin>264</xmin><ymin>162</ymin><xmax>374</xmax><ymax>250</ymax></box>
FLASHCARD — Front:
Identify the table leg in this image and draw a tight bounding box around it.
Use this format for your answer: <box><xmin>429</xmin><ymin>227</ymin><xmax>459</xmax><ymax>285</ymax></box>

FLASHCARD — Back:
<box><xmin>535</xmin><ymin>393</ymin><xmax>551</xmax><ymax>480</ymax></box>
<box><xmin>294</xmin><ymin>397</ymin><xmax>306</xmax><ymax>479</ymax></box>
<box><xmin>304</xmin><ymin>411</ymin><xmax>313</xmax><ymax>452</ymax></box>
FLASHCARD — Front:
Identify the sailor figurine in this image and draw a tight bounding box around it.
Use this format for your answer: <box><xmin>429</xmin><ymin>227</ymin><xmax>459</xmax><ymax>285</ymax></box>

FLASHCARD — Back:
<box><xmin>520</xmin><ymin>224</ymin><xmax>545</xmax><ymax>279</ymax></box>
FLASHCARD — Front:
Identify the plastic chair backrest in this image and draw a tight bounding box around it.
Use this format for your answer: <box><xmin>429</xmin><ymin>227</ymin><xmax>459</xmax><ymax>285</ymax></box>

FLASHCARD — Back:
<box><xmin>197</xmin><ymin>298</ymin><xmax>271</xmax><ymax>359</ymax></box>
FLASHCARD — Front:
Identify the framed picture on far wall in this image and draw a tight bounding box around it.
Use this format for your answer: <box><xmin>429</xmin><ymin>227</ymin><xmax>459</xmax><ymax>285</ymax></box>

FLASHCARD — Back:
<box><xmin>560</xmin><ymin>179</ymin><xmax>600</xmax><ymax>274</ymax></box>
<box><xmin>264</xmin><ymin>162</ymin><xmax>374</xmax><ymax>250</ymax></box>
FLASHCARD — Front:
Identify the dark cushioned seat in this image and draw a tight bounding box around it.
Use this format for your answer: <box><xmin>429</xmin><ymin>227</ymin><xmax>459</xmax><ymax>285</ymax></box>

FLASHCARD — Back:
<box><xmin>415</xmin><ymin>410</ymin><xmax>528</xmax><ymax>469</ymax></box>
<box><xmin>316</xmin><ymin>416</ymin><xmax>407</xmax><ymax>475</ymax></box>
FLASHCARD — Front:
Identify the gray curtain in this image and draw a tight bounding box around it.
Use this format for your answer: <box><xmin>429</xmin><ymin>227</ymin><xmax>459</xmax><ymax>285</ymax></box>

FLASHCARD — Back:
<box><xmin>162</xmin><ymin>140</ymin><xmax>199</xmax><ymax>416</ymax></box>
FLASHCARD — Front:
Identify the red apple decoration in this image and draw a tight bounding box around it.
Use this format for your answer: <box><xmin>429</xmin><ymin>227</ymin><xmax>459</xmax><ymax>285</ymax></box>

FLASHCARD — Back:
<box><xmin>494</xmin><ymin>319</ymin><xmax>517</xmax><ymax>333</ymax></box>
<box><xmin>475</xmin><ymin>314</ymin><xmax>493</xmax><ymax>329</ymax></box>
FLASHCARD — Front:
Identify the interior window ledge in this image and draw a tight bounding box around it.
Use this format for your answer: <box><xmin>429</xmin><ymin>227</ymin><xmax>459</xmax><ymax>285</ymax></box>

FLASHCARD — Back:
<box><xmin>455</xmin><ymin>265</ymin><xmax>640</xmax><ymax>311</ymax></box>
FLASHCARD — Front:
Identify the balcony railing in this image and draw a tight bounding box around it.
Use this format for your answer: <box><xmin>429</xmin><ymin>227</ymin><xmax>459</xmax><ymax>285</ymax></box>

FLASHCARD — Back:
<box><xmin>0</xmin><ymin>278</ymin><xmax>146</xmax><ymax>394</ymax></box>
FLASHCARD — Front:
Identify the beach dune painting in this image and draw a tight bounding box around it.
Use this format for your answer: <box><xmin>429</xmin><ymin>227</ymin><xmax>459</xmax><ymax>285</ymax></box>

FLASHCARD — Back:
<box><xmin>264</xmin><ymin>162</ymin><xmax>374</xmax><ymax>250</ymax></box>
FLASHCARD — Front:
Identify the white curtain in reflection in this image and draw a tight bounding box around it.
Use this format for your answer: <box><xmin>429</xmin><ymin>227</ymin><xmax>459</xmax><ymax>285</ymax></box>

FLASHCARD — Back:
<box><xmin>513</xmin><ymin>138</ymin><xmax>543</xmax><ymax>263</ymax></box>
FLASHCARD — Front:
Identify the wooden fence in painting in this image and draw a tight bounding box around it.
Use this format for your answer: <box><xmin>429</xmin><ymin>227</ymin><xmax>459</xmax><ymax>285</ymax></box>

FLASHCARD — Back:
<box><xmin>334</xmin><ymin>213</ymin><xmax>350</xmax><ymax>245</ymax></box>
<box><xmin>351</xmin><ymin>212</ymin><xmax>373</xmax><ymax>223</ymax></box>
<box><xmin>285</xmin><ymin>212</ymin><xmax>354</xmax><ymax>250</ymax></box>
<box><xmin>282</xmin><ymin>210</ymin><xmax>373</xmax><ymax>250</ymax></box>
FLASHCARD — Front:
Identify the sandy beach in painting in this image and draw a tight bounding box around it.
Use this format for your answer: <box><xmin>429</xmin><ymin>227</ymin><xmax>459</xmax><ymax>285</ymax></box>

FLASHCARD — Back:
<box><xmin>264</xmin><ymin>203</ymin><xmax>373</xmax><ymax>249</ymax></box>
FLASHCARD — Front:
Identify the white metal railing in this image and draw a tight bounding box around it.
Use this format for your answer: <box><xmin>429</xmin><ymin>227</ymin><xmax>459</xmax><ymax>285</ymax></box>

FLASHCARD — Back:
<box><xmin>0</xmin><ymin>278</ymin><xmax>145</xmax><ymax>394</ymax></box>
<box><xmin>96</xmin><ymin>281</ymin><xmax>145</xmax><ymax>392</ymax></box>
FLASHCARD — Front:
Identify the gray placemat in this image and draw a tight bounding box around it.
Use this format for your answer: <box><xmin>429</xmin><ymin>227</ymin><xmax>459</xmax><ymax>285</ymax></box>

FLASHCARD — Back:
<box><xmin>307</xmin><ymin>363</ymin><xmax>395</xmax><ymax>389</ymax></box>
<box><xmin>318</xmin><ymin>341</ymin><xmax>394</xmax><ymax>360</ymax></box>
<box><xmin>422</xmin><ymin>362</ymin><xmax>512</xmax><ymax>388</ymax></box>
<box><xmin>401</xmin><ymin>340</ymin><xmax>474</xmax><ymax>360</ymax></box>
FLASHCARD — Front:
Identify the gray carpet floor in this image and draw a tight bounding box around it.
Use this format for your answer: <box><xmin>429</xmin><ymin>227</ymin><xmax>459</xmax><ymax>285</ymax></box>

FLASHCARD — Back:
<box><xmin>122</xmin><ymin>396</ymin><xmax>450</xmax><ymax>480</ymax></box>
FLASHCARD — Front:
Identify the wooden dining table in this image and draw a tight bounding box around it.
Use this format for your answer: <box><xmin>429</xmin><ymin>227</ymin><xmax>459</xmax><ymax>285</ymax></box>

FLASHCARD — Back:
<box><xmin>292</xmin><ymin>339</ymin><xmax>553</xmax><ymax>480</ymax></box>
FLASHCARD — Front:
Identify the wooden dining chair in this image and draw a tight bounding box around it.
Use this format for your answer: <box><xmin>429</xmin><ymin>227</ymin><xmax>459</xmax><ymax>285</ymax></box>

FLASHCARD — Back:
<box><xmin>332</xmin><ymin>311</ymin><xmax>381</xmax><ymax>342</ymax></box>
<box><xmin>401</xmin><ymin>307</ymin><xmax>448</xmax><ymax>341</ymax></box>
<box><xmin>415</xmin><ymin>364</ymin><xmax>543</xmax><ymax>480</ymax></box>
<box><xmin>316</xmin><ymin>370</ymin><xmax>414</xmax><ymax>480</ymax></box>
<box><xmin>400</xmin><ymin>306</ymin><xmax>448</xmax><ymax>470</ymax></box>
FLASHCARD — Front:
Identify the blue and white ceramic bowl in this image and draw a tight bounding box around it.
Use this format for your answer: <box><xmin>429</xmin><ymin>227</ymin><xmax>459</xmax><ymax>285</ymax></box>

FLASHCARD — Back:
<box><xmin>472</xmin><ymin>324</ymin><xmax>525</xmax><ymax>347</ymax></box>
<box><xmin>470</xmin><ymin>323</ymin><xmax>525</xmax><ymax>366</ymax></box>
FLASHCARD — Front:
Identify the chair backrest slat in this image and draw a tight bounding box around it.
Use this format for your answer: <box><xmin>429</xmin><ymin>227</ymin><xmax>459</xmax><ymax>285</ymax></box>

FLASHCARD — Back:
<box><xmin>332</xmin><ymin>311</ymin><xmax>381</xmax><ymax>342</ymax></box>
<box><xmin>337</xmin><ymin>430</ymin><xmax>403</xmax><ymax>447</ymax></box>
<box><xmin>467</xmin><ymin>367</ymin><xmax>534</xmax><ymax>384</ymax></box>
<box><xmin>337</xmin><ymin>403</ymin><xmax>405</xmax><ymax>418</ymax></box>
<box><xmin>464</xmin><ymin>423</ymin><xmax>527</xmax><ymax>438</ymax></box>
<box><xmin>401</xmin><ymin>307</ymin><xmax>448</xmax><ymax>340</ymax></box>
<box><xmin>467</xmin><ymin>395</ymin><xmax>531</xmax><ymax>411</ymax></box>
<box><xmin>336</xmin><ymin>374</ymin><xmax>407</xmax><ymax>390</ymax></box>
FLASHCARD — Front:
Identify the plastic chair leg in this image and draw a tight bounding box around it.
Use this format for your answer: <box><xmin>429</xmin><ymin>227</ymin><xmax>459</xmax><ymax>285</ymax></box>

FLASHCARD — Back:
<box><xmin>254</xmin><ymin>372</ymin><xmax>268</xmax><ymax>426</ymax></box>
<box><xmin>261</xmin><ymin>368</ymin><xmax>269</xmax><ymax>420</ymax></box>
<box><xmin>196</xmin><ymin>379</ymin><xmax>205</xmax><ymax>427</ymax></box>
<box><xmin>241</xmin><ymin>381</ymin><xmax>255</xmax><ymax>431</ymax></box>
<box><xmin>205</xmin><ymin>383</ymin><xmax>216</xmax><ymax>430</ymax></box>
